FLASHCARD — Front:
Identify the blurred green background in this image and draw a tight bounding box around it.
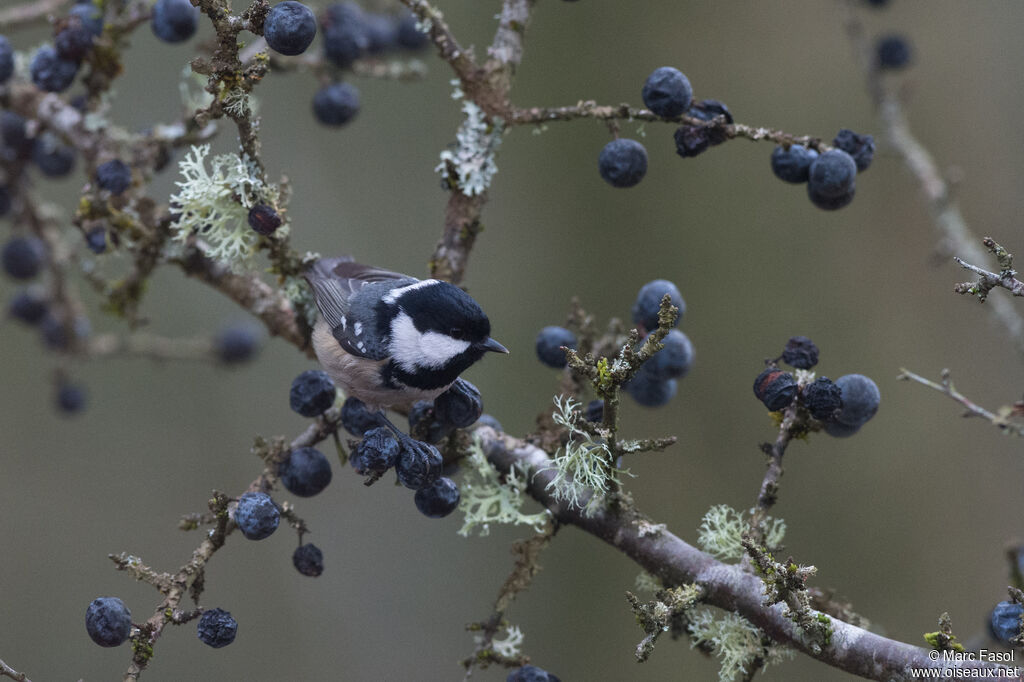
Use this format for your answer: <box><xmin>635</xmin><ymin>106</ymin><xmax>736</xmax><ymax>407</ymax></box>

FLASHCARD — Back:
<box><xmin>1</xmin><ymin>1</ymin><xmax>1023</xmax><ymax>680</ymax></box>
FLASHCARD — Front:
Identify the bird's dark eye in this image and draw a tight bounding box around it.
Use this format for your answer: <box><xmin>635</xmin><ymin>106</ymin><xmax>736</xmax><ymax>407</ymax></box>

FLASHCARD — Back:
<box><xmin>449</xmin><ymin>327</ymin><xmax>465</xmax><ymax>340</ymax></box>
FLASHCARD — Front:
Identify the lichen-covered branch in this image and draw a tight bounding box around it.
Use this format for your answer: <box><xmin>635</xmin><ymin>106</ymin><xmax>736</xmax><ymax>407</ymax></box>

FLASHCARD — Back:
<box><xmin>477</xmin><ymin>427</ymin><xmax>1017</xmax><ymax>681</ymax></box>
<box><xmin>897</xmin><ymin>368</ymin><xmax>1024</xmax><ymax>437</ymax></box>
<box><xmin>954</xmin><ymin>237</ymin><xmax>1024</xmax><ymax>302</ymax></box>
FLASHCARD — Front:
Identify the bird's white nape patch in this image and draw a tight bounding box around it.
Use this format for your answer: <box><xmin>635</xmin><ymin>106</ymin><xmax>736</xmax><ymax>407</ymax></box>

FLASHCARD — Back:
<box><xmin>389</xmin><ymin>311</ymin><xmax>470</xmax><ymax>371</ymax></box>
<box><xmin>382</xmin><ymin>279</ymin><xmax>439</xmax><ymax>305</ymax></box>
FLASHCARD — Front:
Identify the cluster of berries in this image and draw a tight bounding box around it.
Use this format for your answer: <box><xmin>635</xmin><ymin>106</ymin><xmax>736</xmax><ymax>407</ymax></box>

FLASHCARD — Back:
<box><xmin>753</xmin><ymin>336</ymin><xmax>880</xmax><ymax>437</ymax></box>
<box><xmin>770</xmin><ymin>129</ymin><xmax>874</xmax><ymax>210</ymax></box>
<box><xmin>598</xmin><ymin>66</ymin><xmax>732</xmax><ymax>189</ymax></box>
<box><xmin>341</xmin><ymin>377</ymin><xmax>487</xmax><ymax>518</ymax></box>
<box><xmin>85</xmin><ymin>597</ymin><xmax>239</xmax><ymax>650</ymax></box>
<box><xmin>536</xmin><ymin>279</ymin><xmax>694</xmax><ymax>408</ymax></box>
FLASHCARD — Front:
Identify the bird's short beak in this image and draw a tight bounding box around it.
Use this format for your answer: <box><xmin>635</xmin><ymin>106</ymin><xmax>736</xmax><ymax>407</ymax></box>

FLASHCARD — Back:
<box><xmin>479</xmin><ymin>337</ymin><xmax>509</xmax><ymax>354</ymax></box>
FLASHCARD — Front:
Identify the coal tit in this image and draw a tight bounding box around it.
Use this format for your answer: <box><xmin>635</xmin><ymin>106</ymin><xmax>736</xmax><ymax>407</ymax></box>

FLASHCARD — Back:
<box><xmin>304</xmin><ymin>257</ymin><xmax>508</xmax><ymax>414</ymax></box>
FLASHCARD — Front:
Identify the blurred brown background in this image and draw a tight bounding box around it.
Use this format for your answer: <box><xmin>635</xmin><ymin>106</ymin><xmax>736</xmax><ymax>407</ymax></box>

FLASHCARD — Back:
<box><xmin>1</xmin><ymin>1</ymin><xmax>1023</xmax><ymax>680</ymax></box>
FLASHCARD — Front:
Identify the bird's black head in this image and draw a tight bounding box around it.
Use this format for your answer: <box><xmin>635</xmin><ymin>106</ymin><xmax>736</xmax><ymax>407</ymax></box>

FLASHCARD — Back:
<box><xmin>384</xmin><ymin>280</ymin><xmax>508</xmax><ymax>389</ymax></box>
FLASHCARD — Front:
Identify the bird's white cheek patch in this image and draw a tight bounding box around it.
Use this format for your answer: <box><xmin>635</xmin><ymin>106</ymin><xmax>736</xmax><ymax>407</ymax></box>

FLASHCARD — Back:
<box><xmin>390</xmin><ymin>312</ymin><xmax>470</xmax><ymax>371</ymax></box>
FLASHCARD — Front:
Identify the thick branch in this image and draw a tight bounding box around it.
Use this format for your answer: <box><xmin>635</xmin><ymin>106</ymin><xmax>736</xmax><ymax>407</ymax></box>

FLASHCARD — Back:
<box><xmin>478</xmin><ymin>427</ymin><xmax>1016</xmax><ymax>681</ymax></box>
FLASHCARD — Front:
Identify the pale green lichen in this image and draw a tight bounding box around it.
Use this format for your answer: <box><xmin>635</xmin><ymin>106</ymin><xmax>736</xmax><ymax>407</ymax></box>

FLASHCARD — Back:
<box><xmin>458</xmin><ymin>439</ymin><xmax>550</xmax><ymax>537</ymax></box>
<box><xmin>436</xmin><ymin>101</ymin><xmax>503</xmax><ymax>196</ymax></box>
<box><xmin>698</xmin><ymin>505</ymin><xmax>786</xmax><ymax>562</ymax></box>
<box><xmin>489</xmin><ymin>624</ymin><xmax>524</xmax><ymax>658</ymax></box>
<box><xmin>633</xmin><ymin>570</ymin><xmax>663</xmax><ymax>594</ymax></box>
<box><xmin>169</xmin><ymin>144</ymin><xmax>284</xmax><ymax>270</ymax></box>
<box><xmin>544</xmin><ymin>395</ymin><xmax>630</xmax><ymax>517</ymax></box>
<box><xmin>222</xmin><ymin>87</ymin><xmax>257</xmax><ymax>118</ymax></box>
<box><xmin>688</xmin><ymin>608</ymin><xmax>795</xmax><ymax>682</ymax></box>
<box><xmin>281</xmin><ymin>270</ymin><xmax>319</xmax><ymax>328</ymax></box>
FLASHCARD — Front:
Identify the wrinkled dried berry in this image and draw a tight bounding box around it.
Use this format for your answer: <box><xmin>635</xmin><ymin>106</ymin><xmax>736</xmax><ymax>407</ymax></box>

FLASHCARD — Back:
<box><xmin>781</xmin><ymin>335</ymin><xmax>819</xmax><ymax>369</ymax></box>
<box><xmin>753</xmin><ymin>368</ymin><xmax>798</xmax><ymax>412</ymax></box>
<box><xmin>433</xmin><ymin>378</ymin><xmax>483</xmax><ymax>428</ymax></box>
<box><xmin>674</xmin><ymin>125</ymin><xmax>712</xmax><ymax>158</ymax></box>
<box><xmin>802</xmin><ymin>377</ymin><xmax>842</xmax><ymax>421</ymax></box>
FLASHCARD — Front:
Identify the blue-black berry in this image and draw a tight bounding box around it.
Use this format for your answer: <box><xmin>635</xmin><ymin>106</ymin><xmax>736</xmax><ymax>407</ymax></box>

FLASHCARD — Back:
<box><xmin>395</xmin><ymin>439</ymin><xmax>443</xmax><ymax>489</ymax></box>
<box><xmin>585</xmin><ymin>399</ymin><xmax>604</xmax><ymax>423</ymax></box>
<box><xmin>152</xmin><ymin>0</ymin><xmax>199</xmax><ymax>44</ymax></box>
<box><xmin>1</xmin><ymin>112</ymin><xmax>33</xmax><ymax>159</ymax></box>
<box><xmin>340</xmin><ymin>396</ymin><xmax>382</xmax><ymax>436</ymax></box>
<box><xmin>32</xmin><ymin>133</ymin><xmax>77</xmax><ymax>177</ymax></box>
<box><xmin>3</xmin><ymin>236</ymin><xmax>46</xmax><ymax>280</ymax></box>
<box><xmin>625</xmin><ymin>371</ymin><xmax>677</xmax><ymax>407</ymax></box>
<box><xmin>280</xmin><ymin>446</ymin><xmax>333</xmax><ymax>497</ymax></box>
<box><xmin>632</xmin><ymin>279</ymin><xmax>685</xmax><ymax>331</ymax></box>
<box><xmin>321</xmin><ymin>2</ymin><xmax>369</xmax><ymax>68</ymax></box>
<box><xmin>641</xmin><ymin>67</ymin><xmax>693</xmax><ymax>119</ymax></box>
<box><xmin>293</xmin><ymin>543</ymin><xmax>324</xmax><ymax>577</ymax></box>
<box><xmin>85</xmin><ymin>227</ymin><xmax>108</xmax><ymax>254</ymax></box>
<box><xmin>289</xmin><ymin>369</ymin><xmax>336</xmax><ymax>417</ymax></box>
<box><xmin>753</xmin><ymin>368</ymin><xmax>798</xmax><ymax>412</ymax></box>
<box><xmin>598</xmin><ymin>138</ymin><xmax>647</xmax><ymax>188</ymax></box>
<box><xmin>352</xmin><ymin>426</ymin><xmax>400</xmax><ymax>473</ymax></box>
<box><xmin>264</xmin><ymin>1</ymin><xmax>317</xmax><ymax>56</ymax></box>
<box><xmin>834</xmin><ymin>374</ymin><xmax>880</xmax><ymax>427</ymax></box>
<box><xmin>801</xmin><ymin>377</ymin><xmax>842</xmax><ymax>422</ymax></box>
<box><xmin>770</xmin><ymin>145</ymin><xmax>818</xmax><ymax>184</ymax></box>
<box><xmin>475</xmin><ymin>413</ymin><xmax>503</xmax><ymax>432</ymax></box>
<box><xmin>215</xmin><ymin>324</ymin><xmax>259</xmax><ymax>364</ymax></box>
<box><xmin>395</xmin><ymin>12</ymin><xmax>428</xmax><ymax>49</ymax></box>
<box><xmin>833</xmin><ymin>129</ymin><xmax>875</xmax><ymax>172</ymax></box>
<box><xmin>687</xmin><ymin>99</ymin><xmax>733</xmax><ymax>124</ymax></box>
<box><xmin>96</xmin><ymin>159</ymin><xmax>132</xmax><ymax>195</ymax></box>
<box><xmin>197</xmin><ymin>608</ymin><xmax>237</xmax><ymax>648</ymax></box>
<box><xmin>313</xmin><ymin>82</ymin><xmax>360</xmax><ymax>126</ymax></box>
<box><xmin>642</xmin><ymin>329</ymin><xmax>694</xmax><ymax>380</ymax></box>
<box><xmin>434</xmin><ymin>378</ymin><xmax>483</xmax><ymax>428</ymax></box>
<box><xmin>535</xmin><ymin>326</ymin><xmax>577</xmax><ymax>369</ymax></box>
<box><xmin>0</xmin><ymin>185</ymin><xmax>9</xmax><ymax>217</ymax></box>
<box><xmin>508</xmin><ymin>664</ymin><xmax>561</xmax><ymax>682</ymax></box>
<box><xmin>57</xmin><ymin>382</ymin><xmax>86</xmax><ymax>414</ymax></box>
<box><xmin>0</xmin><ymin>36</ymin><xmax>13</xmax><ymax>83</ymax></box>
<box><xmin>413</xmin><ymin>476</ymin><xmax>461</xmax><ymax>518</ymax></box>
<box><xmin>989</xmin><ymin>601</ymin><xmax>1023</xmax><ymax>644</ymax></box>
<box><xmin>85</xmin><ymin>597</ymin><xmax>131</xmax><ymax>647</ymax></box>
<box><xmin>808</xmin><ymin>181</ymin><xmax>855</xmax><ymax>211</ymax></box>
<box><xmin>30</xmin><ymin>45</ymin><xmax>80</xmax><ymax>92</ymax></box>
<box><xmin>408</xmin><ymin>400</ymin><xmax>451</xmax><ymax>443</ymax></box>
<box><xmin>876</xmin><ymin>34</ymin><xmax>911</xmax><ymax>70</ymax></box>
<box><xmin>807</xmin><ymin>149</ymin><xmax>856</xmax><ymax>210</ymax></box>
<box><xmin>781</xmin><ymin>336</ymin><xmax>819</xmax><ymax>369</ymax></box>
<box><xmin>247</xmin><ymin>203</ymin><xmax>282</xmax><ymax>235</ymax></box>
<box><xmin>823</xmin><ymin>420</ymin><xmax>861</xmax><ymax>438</ymax></box>
<box><xmin>363</xmin><ymin>13</ymin><xmax>398</xmax><ymax>54</ymax></box>
<box><xmin>235</xmin><ymin>491</ymin><xmax>280</xmax><ymax>540</ymax></box>
<box><xmin>9</xmin><ymin>288</ymin><xmax>48</xmax><ymax>324</ymax></box>
<box><xmin>69</xmin><ymin>3</ymin><xmax>104</xmax><ymax>36</ymax></box>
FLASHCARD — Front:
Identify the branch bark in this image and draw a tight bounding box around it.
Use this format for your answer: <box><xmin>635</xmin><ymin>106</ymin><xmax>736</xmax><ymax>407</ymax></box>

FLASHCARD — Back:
<box><xmin>478</xmin><ymin>427</ymin><xmax>1017</xmax><ymax>681</ymax></box>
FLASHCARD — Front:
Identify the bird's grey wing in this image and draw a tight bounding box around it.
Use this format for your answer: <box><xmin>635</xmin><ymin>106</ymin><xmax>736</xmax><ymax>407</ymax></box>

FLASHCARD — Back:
<box><xmin>303</xmin><ymin>257</ymin><xmax>413</xmax><ymax>360</ymax></box>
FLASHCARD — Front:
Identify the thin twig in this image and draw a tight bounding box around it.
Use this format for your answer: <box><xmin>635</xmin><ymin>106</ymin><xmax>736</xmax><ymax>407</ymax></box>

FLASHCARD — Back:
<box><xmin>953</xmin><ymin>237</ymin><xmax>1024</xmax><ymax>301</ymax></box>
<box><xmin>0</xmin><ymin>657</ymin><xmax>33</xmax><ymax>682</ymax></box>
<box><xmin>897</xmin><ymin>368</ymin><xmax>1024</xmax><ymax>437</ymax></box>
<box><xmin>841</xmin><ymin>0</ymin><xmax>1024</xmax><ymax>359</ymax></box>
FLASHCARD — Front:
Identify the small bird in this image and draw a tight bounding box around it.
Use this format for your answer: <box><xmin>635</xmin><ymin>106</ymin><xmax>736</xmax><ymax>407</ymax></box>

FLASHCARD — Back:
<box><xmin>304</xmin><ymin>257</ymin><xmax>508</xmax><ymax>417</ymax></box>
